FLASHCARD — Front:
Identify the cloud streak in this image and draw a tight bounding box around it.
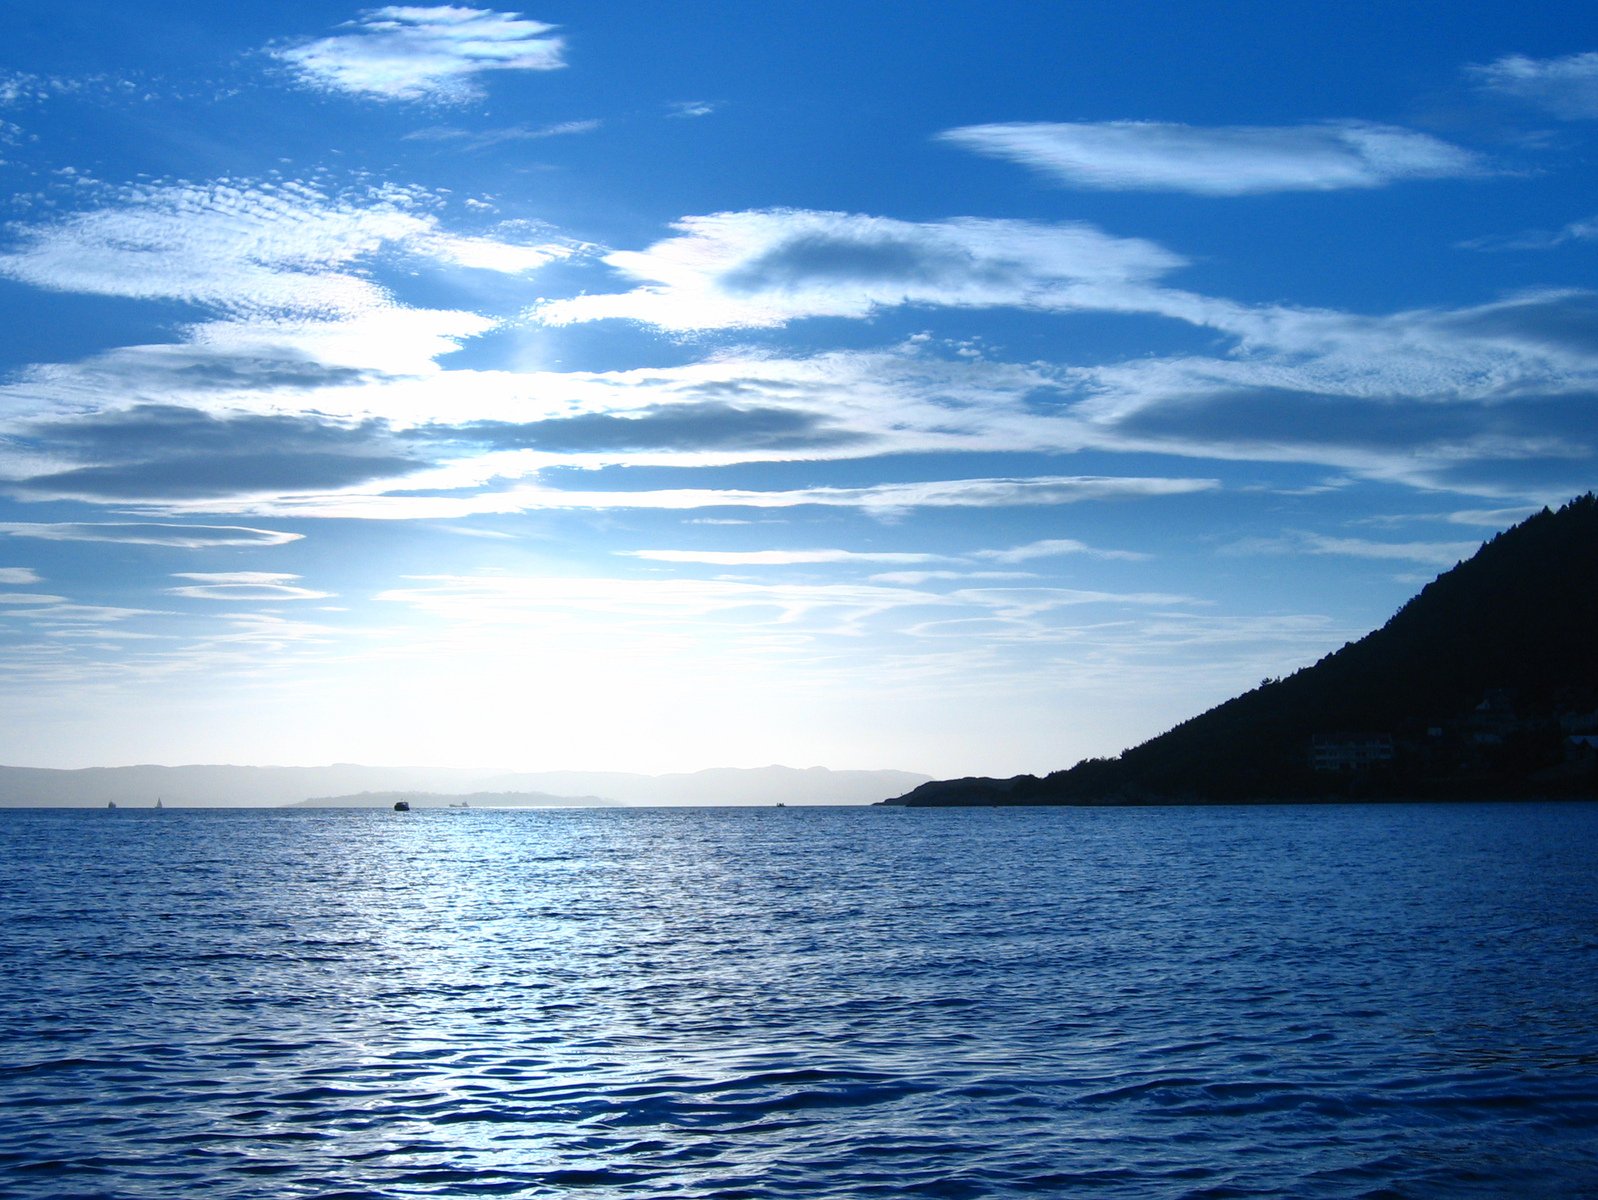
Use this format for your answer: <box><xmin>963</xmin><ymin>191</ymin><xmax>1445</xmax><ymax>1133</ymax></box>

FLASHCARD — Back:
<box><xmin>975</xmin><ymin>538</ymin><xmax>1149</xmax><ymax>564</ymax></box>
<box><xmin>1225</xmin><ymin>532</ymin><xmax>1482</xmax><ymax>566</ymax></box>
<box><xmin>0</xmin><ymin>523</ymin><xmax>301</xmax><ymax>548</ymax></box>
<box><xmin>622</xmin><ymin>537</ymin><xmax>1147</xmax><ymax>571</ymax></box>
<box><xmin>376</xmin><ymin>570</ymin><xmax>1201</xmax><ymax>641</ymax></box>
<box><xmin>403</xmin><ymin>119</ymin><xmax>601</xmax><ymax>151</ymax></box>
<box><xmin>939</xmin><ymin>120</ymin><xmax>1481</xmax><ymax>195</ymax></box>
<box><xmin>621</xmin><ymin>549</ymin><xmax>945</xmax><ymax>566</ymax></box>
<box><xmin>167</xmin><ymin>572</ymin><xmax>333</xmax><ymax>601</ymax></box>
<box><xmin>178</xmin><ymin>473</ymin><xmax>1223</xmax><ymax>521</ymax></box>
<box><xmin>1459</xmin><ymin>215</ymin><xmax>1598</xmax><ymax>252</ymax></box>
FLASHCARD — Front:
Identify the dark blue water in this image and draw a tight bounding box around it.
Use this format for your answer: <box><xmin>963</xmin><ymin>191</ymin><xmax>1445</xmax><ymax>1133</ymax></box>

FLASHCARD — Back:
<box><xmin>2</xmin><ymin>803</ymin><xmax>1596</xmax><ymax>1198</ymax></box>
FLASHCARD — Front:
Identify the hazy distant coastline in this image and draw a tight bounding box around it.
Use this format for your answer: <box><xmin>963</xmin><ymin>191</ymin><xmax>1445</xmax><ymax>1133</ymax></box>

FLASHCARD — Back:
<box><xmin>0</xmin><ymin>764</ymin><xmax>931</xmax><ymax>809</ymax></box>
<box><xmin>296</xmin><ymin>790</ymin><xmax>615</xmax><ymax>809</ymax></box>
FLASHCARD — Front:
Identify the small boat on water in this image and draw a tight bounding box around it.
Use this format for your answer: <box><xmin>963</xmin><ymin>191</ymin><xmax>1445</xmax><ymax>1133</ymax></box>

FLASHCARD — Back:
<box><xmin>393</xmin><ymin>800</ymin><xmax>411</xmax><ymax>811</ymax></box>
<box><xmin>107</xmin><ymin>800</ymin><xmax>116</xmax><ymax>809</ymax></box>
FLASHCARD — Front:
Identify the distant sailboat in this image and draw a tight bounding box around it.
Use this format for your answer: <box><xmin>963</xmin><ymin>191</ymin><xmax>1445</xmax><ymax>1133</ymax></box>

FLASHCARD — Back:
<box><xmin>107</xmin><ymin>800</ymin><xmax>116</xmax><ymax>809</ymax></box>
<box><xmin>155</xmin><ymin>798</ymin><xmax>163</xmax><ymax>810</ymax></box>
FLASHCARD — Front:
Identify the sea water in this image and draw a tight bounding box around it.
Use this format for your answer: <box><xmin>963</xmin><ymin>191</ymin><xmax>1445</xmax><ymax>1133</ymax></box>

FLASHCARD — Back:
<box><xmin>1</xmin><ymin>802</ymin><xmax>1595</xmax><ymax>1198</ymax></box>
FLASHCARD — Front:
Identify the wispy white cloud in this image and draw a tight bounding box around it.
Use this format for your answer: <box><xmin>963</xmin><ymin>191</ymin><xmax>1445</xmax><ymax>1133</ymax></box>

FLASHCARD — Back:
<box><xmin>0</xmin><ymin>178</ymin><xmax>570</xmax><ymax>318</ymax></box>
<box><xmin>180</xmin><ymin>308</ymin><xmax>497</xmax><ymax>380</ymax></box>
<box><xmin>621</xmin><ymin>549</ymin><xmax>944</xmax><ymax>566</ymax></box>
<box><xmin>0</xmin><ymin>523</ymin><xmax>302</xmax><ymax>548</ymax></box>
<box><xmin>1</xmin><ymin>602</ymin><xmax>160</xmax><ymax>627</ymax></box>
<box><xmin>668</xmin><ymin>101</ymin><xmax>717</xmax><ymax>119</ymax></box>
<box><xmin>274</xmin><ymin>6</ymin><xmax>565</xmax><ymax>103</ymax></box>
<box><xmin>0</xmin><ymin>178</ymin><xmax>573</xmax><ymax>430</ymax></box>
<box><xmin>535</xmin><ymin>208</ymin><xmax>1183</xmax><ymax>330</ymax></box>
<box><xmin>0</xmin><ymin>71</ymin><xmax>81</xmax><ymax>107</ymax></box>
<box><xmin>532</xmin><ymin>287</ymin><xmax>1598</xmax><ymax>494</ymax></box>
<box><xmin>379</xmin><ymin>571</ymin><xmax>942</xmax><ymax>632</ymax></box>
<box><xmin>171</xmin><ymin>473</ymin><xmax>1222</xmax><ymax>521</ymax></box>
<box><xmin>0</xmin><ymin>72</ymin><xmax>36</xmax><ymax>106</ymax></box>
<box><xmin>0</xmin><ymin>568</ymin><xmax>41</xmax><ymax>584</ymax></box>
<box><xmin>1459</xmin><ymin>214</ymin><xmax>1598</xmax><ymax>251</ymax></box>
<box><xmin>620</xmin><ymin>538</ymin><xmax>1147</xmax><ymax>575</ymax></box>
<box><xmin>939</xmin><ymin>120</ymin><xmax>1481</xmax><ymax>195</ymax></box>
<box><xmin>943</xmin><ymin>584</ymin><xmax>1195</xmax><ymax>617</ymax></box>
<box><xmin>1468</xmin><ymin>51</ymin><xmax>1598</xmax><ymax>119</ymax></box>
<box><xmin>7</xmin><ymin>274</ymin><xmax>1593</xmax><ymax>515</ymax></box>
<box><xmin>432</xmin><ymin>524</ymin><xmax>520</xmax><ymax>539</ymax></box>
<box><xmin>0</xmin><ymin>70</ymin><xmax>138</xmax><ymax>110</ymax></box>
<box><xmin>0</xmin><ymin>344</ymin><xmax>1068</xmax><ymax>506</ymax></box>
<box><xmin>0</xmin><ymin>314</ymin><xmax>498</xmax><ymax>448</ymax></box>
<box><xmin>1301</xmin><ymin>535</ymin><xmax>1480</xmax><ymax>565</ymax></box>
<box><xmin>376</xmin><ymin>571</ymin><xmax>1203</xmax><ymax>646</ymax></box>
<box><xmin>870</xmin><ymin>570</ymin><xmax>1031</xmax><ymax>585</ymax></box>
<box><xmin>167</xmin><ymin>572</ymin><xmax>332</xmax><ymax>601</ymax></box>
<box><xmin>403</xmin><ymin>118</ymin><xmax>601</xmax><ymax>150</ymax></box>
<box><xmin>1</xmin><ymin>181</ymin><xmax>378</xmax><ymax>316</ymax></box>
<box><xmin>1439</xmin><ymin>505</ymin><xmax>1547</xmax><ymax>528</ymax></box>
<box><xmin>975</xmin><ymin>538</ymin><xmax>1149</xmax><ymax>563</ymax></box>
<box><xmin>1224</xmin><ymin>532</ymin><xmax>1481</xmax><ymax>566</ymax></box>
<box><xmin>1074</xmin><ymin>288</ymin><xmax>1598</xmax><ymax>414</ymax></box>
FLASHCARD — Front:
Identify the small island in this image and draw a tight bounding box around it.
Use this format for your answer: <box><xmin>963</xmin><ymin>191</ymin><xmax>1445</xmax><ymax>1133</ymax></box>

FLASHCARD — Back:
<box><xmin>885</xmin><ymin>494</ymin><xmax>1598</xmax><ymax>807</ymax></box>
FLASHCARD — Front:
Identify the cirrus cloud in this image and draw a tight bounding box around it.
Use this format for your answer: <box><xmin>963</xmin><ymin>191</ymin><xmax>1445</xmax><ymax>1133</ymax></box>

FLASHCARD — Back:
<box><xmin>939</xmin><ymin>120</ymin><xmax>1482</xmax><ymax>195</ymax></box>
<box><xmin>0</xmin><ymin>523</ymin><xmax>302</xmax><ymax>548</ymax></box>
<box><xmin>167</xmin><ymin>572</ymin><xmax>332</xmax><ymax>601</ymax></box>
<box><xmin>1223</xmin><ymin>532</ymin><xmax>1482</xmax><ymax>567</ymax></box>
<box><xmin>975</xmin><ymin>538</ymin><xmax>1149</xmax><ymax>564</ymax></box>
<box><xmin>1468</xmin><ymin>51</ymin><xmax>1598</xmax><ymax>119</ymax></box>
<box><xmin>620</xmin><ymin>549</ymin><xmax>945</xmax><ymax>567</ymax></box>
<box><xmin>0</xmin><ymin>178</ymin><xmax>570</xmax><ymax>319</ymax></box>
<box><xmin>155</xmin><ymin>473</ymin><xmax>1222</xmax><ymax>522</ymax></box>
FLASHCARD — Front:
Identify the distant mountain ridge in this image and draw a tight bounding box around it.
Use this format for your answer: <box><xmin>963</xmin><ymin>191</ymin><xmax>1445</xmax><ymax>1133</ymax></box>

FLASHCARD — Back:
<box><xmin>0</xmin><ymin>764</ymin><xmax>931</xmax><ymax>809</ymax></box>
<box><xmin>887</xmin><ymin>494</ymin><xmax>1598</xmax><ymax>806</ymax></box>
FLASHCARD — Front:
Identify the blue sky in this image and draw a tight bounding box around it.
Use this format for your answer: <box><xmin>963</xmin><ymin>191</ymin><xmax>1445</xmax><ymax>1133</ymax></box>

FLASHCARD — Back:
<box><xmin>0</xmin><ymin>2</ymin><xmax>1594</xmax><ymax>775</ymax></box>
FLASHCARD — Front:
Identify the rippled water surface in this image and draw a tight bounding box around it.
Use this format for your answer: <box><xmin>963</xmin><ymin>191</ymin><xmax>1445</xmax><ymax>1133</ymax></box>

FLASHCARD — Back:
<box><xmin>3</xmin><ymin>802</ymin><xmax>1597</xmax><ymax>1198</ymax></box>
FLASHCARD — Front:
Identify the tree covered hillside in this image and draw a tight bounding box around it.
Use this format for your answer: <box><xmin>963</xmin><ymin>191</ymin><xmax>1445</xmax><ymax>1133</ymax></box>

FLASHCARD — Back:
<box><xmin>890</xmin><ymin>494</ymin><xmax>1598</xmax><ymax>805</ymax></box>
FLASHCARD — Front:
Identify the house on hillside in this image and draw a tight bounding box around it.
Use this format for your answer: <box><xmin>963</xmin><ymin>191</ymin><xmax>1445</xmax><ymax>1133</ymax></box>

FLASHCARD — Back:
<box><xmin>1469</xmin><ymin>688</ymin><xmax>1520</xmax><ymax>745</ymax></box>
<box><xmin>1309</xmin><ymin>734</ymin><xmax>1396</xmax><ymax>773</ymax></box>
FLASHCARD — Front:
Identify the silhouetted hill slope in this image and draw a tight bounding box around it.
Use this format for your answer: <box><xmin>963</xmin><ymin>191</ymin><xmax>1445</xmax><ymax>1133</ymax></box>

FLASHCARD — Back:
<box><xmin>888</xmin><ymin>494</ymin><xmax>1598</xmax><ymax>805</ymax></box>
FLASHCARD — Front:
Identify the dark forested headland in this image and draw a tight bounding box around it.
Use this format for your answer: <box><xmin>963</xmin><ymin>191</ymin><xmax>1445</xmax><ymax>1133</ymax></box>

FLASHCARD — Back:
<box><xmin>885</xmin><ymin>495</ymin><xmax>1598</xmax><ymax>806</ymax></box>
